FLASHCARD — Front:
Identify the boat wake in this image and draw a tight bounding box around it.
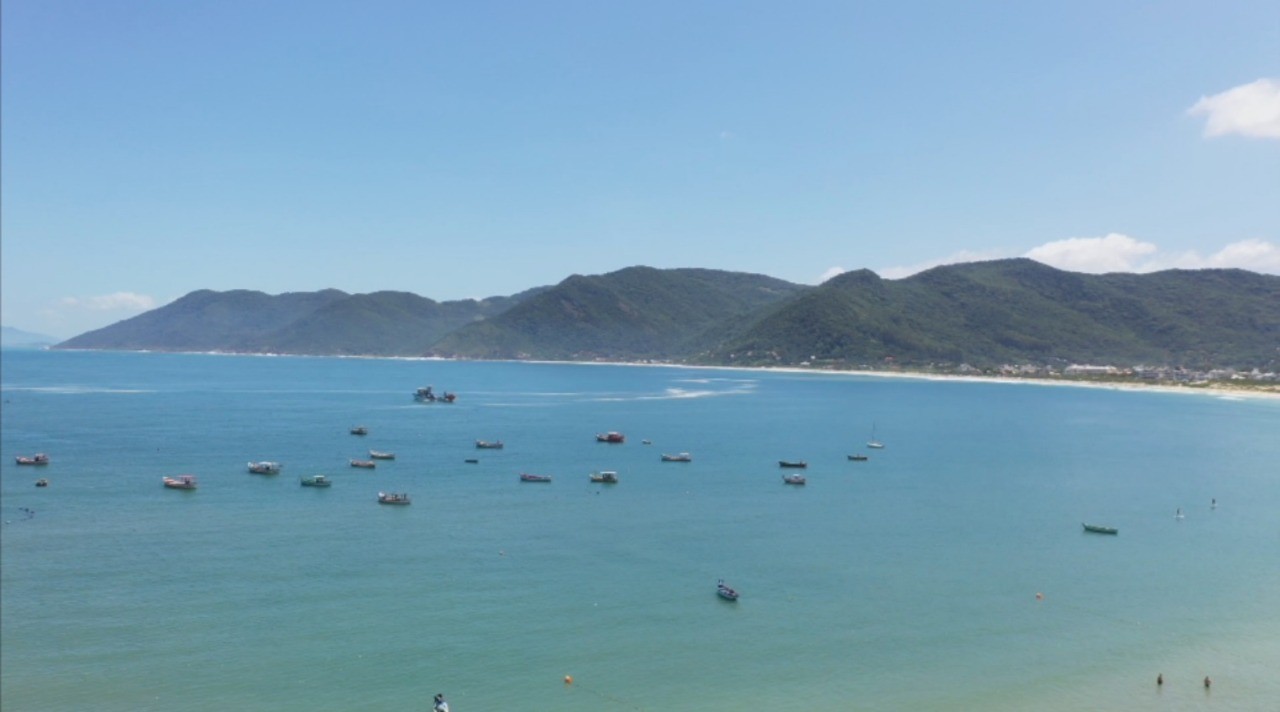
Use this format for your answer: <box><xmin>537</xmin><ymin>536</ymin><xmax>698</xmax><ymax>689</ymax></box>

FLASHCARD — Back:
<box><xmin>2</xmin><ymin>385</ymin><xmax>154</xmax><ymax>395</ymax></box>
<box><xmin>591</xmin><ymin>385</ymin><xmax>756</xmax><ymax>402</ymax></box>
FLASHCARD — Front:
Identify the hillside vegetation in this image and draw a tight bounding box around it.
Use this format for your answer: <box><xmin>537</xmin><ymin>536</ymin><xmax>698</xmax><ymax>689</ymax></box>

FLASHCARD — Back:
<box><xmin>53</xmin><ymin>261</ymin><xmax>1280</xmax><ymax>370</ymax></box>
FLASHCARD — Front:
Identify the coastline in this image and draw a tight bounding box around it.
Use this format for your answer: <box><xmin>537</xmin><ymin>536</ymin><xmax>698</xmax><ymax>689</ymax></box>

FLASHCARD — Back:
<box><xmin>36</xmin><ymin>346</ymin><xmax>1280</xmax><ymax>401</ymax></box>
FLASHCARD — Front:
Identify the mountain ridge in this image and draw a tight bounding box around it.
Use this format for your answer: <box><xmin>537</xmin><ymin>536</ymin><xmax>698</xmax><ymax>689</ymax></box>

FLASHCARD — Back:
<box><xmin>51</xmin><ymin>261</ymin><xmax>1280</xmax><ymax>370</ymax></box>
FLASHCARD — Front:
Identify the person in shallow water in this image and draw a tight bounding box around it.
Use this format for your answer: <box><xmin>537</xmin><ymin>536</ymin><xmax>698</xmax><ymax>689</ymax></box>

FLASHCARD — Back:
<box><xmin>433</xmin><ymin>693</ymin><xmax>449</xmax><ymax>711</ymax></box>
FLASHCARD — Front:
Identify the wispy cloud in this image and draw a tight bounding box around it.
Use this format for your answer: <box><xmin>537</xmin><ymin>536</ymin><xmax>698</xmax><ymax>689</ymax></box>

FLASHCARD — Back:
<box><xmin>1188</xmin><ymin>78</ymin><xmax>1280</xmax><ymax>139</ymax></box>
<box><xmin>876</xmin><ymin>250</ymin><xmax>1007</xmax><ymax>279</ymax></box>
<box><xmin>1024</xmin><ymin>233</ymin><xmax>1157</xmax><ymax>273</ymax></box>
<box><xmin>817</xmin><ymin>266</ymin><xmax>846</xmax><ymax>283</ymax></box>
<box><xmin>1025</xmin><ymin>234</ymin><xmax>1280</xmax><ymax>274</ymax></box>
<box><xmin>59</xmin><ymin>292</ymin><xmax>158</xmax><ymax>311</ymax></box>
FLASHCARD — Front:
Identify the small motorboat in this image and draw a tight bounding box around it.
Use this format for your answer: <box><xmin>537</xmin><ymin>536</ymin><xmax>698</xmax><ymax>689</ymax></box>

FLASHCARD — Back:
<box><xmin>378</xmin><ymin>491</ymin><xmax>411</xmax><ymax>505</ymax></box>
<box><xmin>848</xmin><ymin>454</ymin><xmax>869</xmax><ymax>461</ymax></box>
<box><xmin>163</xmin><ymin>475</ymin><xmax>198</xmax><ymax>490</ymax></box>
<box><xmin>589</xmin><ymin>471</ymin><xmax>619</xmax><ymax>483</ymax></box>
<box><xmin>595</xmin><ymin>431</ymin><xmax>625</xmax><ymax>444</ymax></box>
<box><xmin>369</xmin><ymin>450</ymin><xmax>395</xmax><ymax>460</ymax></box>
<box><xmin>464</xmin><ymin>458</ymin><xmax>480</xmax><ymax>464</ymax></box>
<box><xmin>350</xmin><ymin>426</ymin><xmax>368</xmax><ymax>436</ymax></box>
<box><xmin>300</xmin><ymin>475</ymin><xmax>332</xmax><ymax>488</ymax></box>
<box><xmin>778</xmin><ymin>460</ymin><xmax>807</xmax><ymax>469</ymax></box>
<box><xmin>519</xmin><ymin>473</ymin><xmax>552</xmax><ymax>483</ymax></box>
<box><xmin>350</xmin><ymin>459</ymin><xmax>376</xmax><ymax>469</ymax></box>
<box><xmin>716</xmin><ymin>579</ymin><xmax>740</xmax><ymax>601</ymax></box>
<box><xmin>475</xmin><ymin>440</ymin><xmax>504</xmax><ymax>449</ymax></box>
<box><xmin>1082</xmin><ymin>523</ymin><xmax>1118</xmax><ymax>535</ymax></box>
<box><xmin>35</xmin><ymin>478</ymin><xmax>49</xmax><ymax>487</ymax></box>
<box><xmin>16</xmin><ymin>453</ymin><xmax>49</xmax><ymax>466</ymax></box>
<box><xmin>413</xmin><ymin>386</ymin><xmax>456</xmax><ymax>403</ymax></box>
<box><xmin>782</xmin><ymin>474</ymin><xmax>807</xmax><ymax>485</ymax></box>
<box><xmin>248</xmin><ymin>461</ymin><xmax>281</xmax><ymax>474</ymax></box>
<box><xmin>661</xmin><ymin>452</ymin><xmax>693</xmax><ymax>462</ymax></box>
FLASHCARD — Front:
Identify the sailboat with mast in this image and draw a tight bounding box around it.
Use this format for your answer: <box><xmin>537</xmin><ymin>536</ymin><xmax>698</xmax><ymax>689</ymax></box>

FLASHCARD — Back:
<box><xmin>867</xmin><ymin>422</ymin><xmax>885</xmax><ymax>449</ymax></box>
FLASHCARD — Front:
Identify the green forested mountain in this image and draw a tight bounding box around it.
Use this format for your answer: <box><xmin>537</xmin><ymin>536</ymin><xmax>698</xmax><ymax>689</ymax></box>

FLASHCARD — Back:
<box><xmin>709</xmin><ymin>259</ymin><xmax>1280</xmax><ymax>369</ymax></box>
<box><xmin>257</xmin><ymin>291</ymin><xmax>529</xmax><ymax>356</ymax></box>
<box><xmin>57</xmin><ymin>289</ymin><xmax>351</xmax><ymax>352</ymax></box>
<box><xmin>55</xmin><ymin>288</ymin><xmax>538</xmax><ymax>356</ymax></box>
<box><xmin>52</xmin><ymin>261</ymin><xmax>1280</xmax><ymax>370</ymax></box>
<box><xmin>430</xmin><ymin>267</ymin><xmax>808</xmax><ymax>360</ymax></box>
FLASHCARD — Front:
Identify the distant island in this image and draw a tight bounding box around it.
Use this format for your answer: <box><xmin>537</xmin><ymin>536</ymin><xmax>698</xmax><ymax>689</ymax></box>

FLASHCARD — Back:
<box><xmin>1</xmin><ymin>326</ymin><xmax>59</xmax><ymax>349</ymax></box>
<box><xmin>52</xmin><ymin>260</ymin><xmax>1280</xmax><ymax>393</ymax></box>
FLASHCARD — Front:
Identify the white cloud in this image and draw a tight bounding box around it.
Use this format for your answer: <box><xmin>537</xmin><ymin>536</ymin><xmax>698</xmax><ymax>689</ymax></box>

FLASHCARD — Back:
<box><xmin>876</xmin><ymin>249</ymin><xmax>1007</xmax><ymax>279</ymax></box>
<box><xmin>59</xmin><ymin>292</ymin><xmax>158</xmax><ymax>312</ymax></box>
<box><xmin>1024</xmin><ymin>234</ymin><xmax>1280</xmax><ymax>274</ymax></box>
<box><xmin>817</xmin><ymin>266</ymin><xmax>846</xmax><ymax>283</ymax></box>
<box><xmin>1024</xmin><ymin>233</ymin><xmax>1158</xmax><ymax>273</ymax></box>
<box><xmin>1187</xmin><ymin>78</ymin><xmax>1280</xmax><ymax>139</ymax></box>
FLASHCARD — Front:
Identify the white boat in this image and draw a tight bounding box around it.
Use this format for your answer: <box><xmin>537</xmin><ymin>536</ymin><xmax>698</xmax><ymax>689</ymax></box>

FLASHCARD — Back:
<box><xmin>589</xmin><ymin>471</ymin><xmax>619</xmax><ymax>483</ymax></box>
<box><xmin>248</xmin><ymin>461</ymin><xmax>281</xmax><ymax>474</ymax></box>
<box><xmin>661</xmin><ymin>452</ymin><xmax>692</xmax><ymax>462</ymax></box>
<box><xmin>369</xmin><ymin>450</ymin><xmax>395</xmax><ymax>460</ymax></box>
<box><xmin>867</xmin><ymin>423</ymin><xmax>885</xmax><ymax>449</ymax></box>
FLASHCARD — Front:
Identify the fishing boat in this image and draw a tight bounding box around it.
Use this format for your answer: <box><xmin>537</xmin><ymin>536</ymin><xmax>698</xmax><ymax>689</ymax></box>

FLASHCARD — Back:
<box><xmin>848</xmin><ymin>454</ymin><xmax>869</xmax><ymax>461</ymax></box>
<box><xmin>247</xmin><ymin>461</ymin><xmax>281</xmax><ymax>474</ymax></box>
<box><xmin>867</xmin><ymin>423</ymin><xmax>885</xmax><ymax>449</ymax></box>
<box><xmin>350</xmin><ymin>426</ymin><xmax>368</xmax><ymax>436</ymax></box>
<box><xmin>519</xmin><ymin>473</ymin><xmax>552</xmax><ymax>483</ymax></box>
<box><xmin>377</xmin><ymin>491</ymin><xmax>411</xmax><ymax>505</ymax></box>
<box><xmin>589</xmin><ymin>471</ymin><xmax>619</xmax><ymax>483</ymax></box>
<box><xmin>716</xmin><ymin>579</ymin><xmax>740</xmax><ymax>601</ymax></box>
<box><xmin>300</xmin><ymin>475</ymin><xmax>332</xmax><ymax>488</ymax></box>
<box><xmin>163</xmin><ymin>475</ymin><xmax>198</xmax><ymax>490</ymax></box>
<box><xmin>475</xmin><ymin>440</ymin><xmax>504</xmax><ymax>449</ymax></box>
<box><xmin>661</xmin><ymin>452</ymin><xmax>693</xmax><ymax>462</ymax></box>
<box><xmin>35</xmin><ymin>478</ymin><xmax>49</xmax><ymax>487</ymax></box>
<box><xmin>778</xmin><ymin>460</ymin><xmax>807</xmax><ymax>469</ymax></box>
<box><xmin>596</xmin><ymin>431</ymin><xmax>625</xmax><ymax>443</ymax></box>
<box><xmin>369</xmin><ymin>450</ymin><xmax>395</xmax><ymax>460</ymax></box>
<box><xmin>464</xmin><ymin>458</ymin><xmax>479</xmax><ymax>464</ymax></box>
<box><xmin>1082</xmin><ymin>523</ymin><xmax>1118</xmax><ymax>535</ymax></box>
<box><xmin>15</xmin><ymin>453</ymin><xmax>49</xmax><ymax>466</ymax></box>
<box><xmin>413</xmin><ymin>386</ymin><xmax>456</xmax><ymax>403</ymax></box>
<box><xmin>782</xmin><ymin>474</ymin><xmax>807</xmax><ymax>485</ymax></box>
<box><xmin>350</xmin><ymin>459</ymin><xmax>376</xmax><ymax>469</ymax></box>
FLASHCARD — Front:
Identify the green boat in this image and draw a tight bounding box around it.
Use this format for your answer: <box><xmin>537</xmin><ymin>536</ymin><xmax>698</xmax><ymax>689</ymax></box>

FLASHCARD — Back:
<box><xmin>301</xmin><ymin>475</ymin><xmax>332</xmax><ymax>488</ymax></box>
<box><xmin>1082</xmin><ymin>523</ymin><xmax>1117</xmax><ymax>535</ymax></box>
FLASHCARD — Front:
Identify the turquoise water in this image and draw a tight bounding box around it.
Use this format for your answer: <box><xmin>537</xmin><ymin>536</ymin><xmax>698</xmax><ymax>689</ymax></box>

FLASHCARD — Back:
<box><xmin>2</xmin><ymin>350</ymin><xmax>1278</xmax><ymax>711</ymax></box>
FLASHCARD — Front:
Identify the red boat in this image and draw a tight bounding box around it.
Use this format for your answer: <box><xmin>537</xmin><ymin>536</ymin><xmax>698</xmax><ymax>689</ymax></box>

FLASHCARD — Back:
<box><xmin>595</xmin><ymin>432</ymin><xmax>625</xmax><ymax>444</ymax></box>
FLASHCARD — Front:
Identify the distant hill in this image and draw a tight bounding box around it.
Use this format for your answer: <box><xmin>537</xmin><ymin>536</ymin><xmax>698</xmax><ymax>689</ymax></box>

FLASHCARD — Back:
<box><xmin>429</xmin><ymin>267</ymin><xmax>808</xmax><ymax>360</ymax></box>
<box><xmin>1</xmin><ymin>326</ymin><xmax>58</xmax><ymax>348</ymax></box>
<box><xmin>708</xmin><ymin>259</ymin><xmax>1280</xmax><ymax>369</ymax></box>
<box><xmin>58</xmin><ymin>289</ymin><xmax>352</xmax><ymax>352</ymax></box>
<box><xmin>55</xmin><ymin>287</ymin><xmax>547</xmax><ymax>356</ymax></box>
<box><xmin>51</xmin><ymin>261</ymin><xmax>1280</xmax><ymax>369</ymax></box>
<box><xmin>257</xmin><ymin>290</ymin><xmax>535</xmax><ymax>356</ymax></box>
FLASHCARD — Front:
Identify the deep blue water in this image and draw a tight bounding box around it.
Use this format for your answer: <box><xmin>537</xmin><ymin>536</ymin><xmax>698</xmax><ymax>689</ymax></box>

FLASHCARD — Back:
<box><xmin>2</xmin><ymin>350</ymin><xmax>1278</xmax><ymax>711</ymax></box>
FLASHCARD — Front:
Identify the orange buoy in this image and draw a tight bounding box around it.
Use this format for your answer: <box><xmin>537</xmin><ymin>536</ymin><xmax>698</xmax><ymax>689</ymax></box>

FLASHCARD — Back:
<box><xmin>564</xmin><ymin>675</ymin><xmax>573</xmax><ymax>685</ymax></box>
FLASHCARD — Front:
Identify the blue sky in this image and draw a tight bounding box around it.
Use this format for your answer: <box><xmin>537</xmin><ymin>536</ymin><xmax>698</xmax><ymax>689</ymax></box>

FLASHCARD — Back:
<box><xmin>3</xmin><ymin>1</ymin><xmax>1277</xmax><ymax>338</ymax></box>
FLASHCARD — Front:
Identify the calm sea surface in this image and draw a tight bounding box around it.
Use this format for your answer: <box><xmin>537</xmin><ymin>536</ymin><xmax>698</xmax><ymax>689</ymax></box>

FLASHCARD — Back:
<box><xmin>2</xmin><ymin>350</ymin><xmax>1277</xmax><ymax>711</ymax></box>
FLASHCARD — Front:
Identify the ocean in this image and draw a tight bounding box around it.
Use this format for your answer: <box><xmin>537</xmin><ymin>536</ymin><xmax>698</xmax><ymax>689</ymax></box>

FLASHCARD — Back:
<box><xmin>2</xmin><ymin>349</ymin><xmax>1278</xmax><ymax>711</ymax></box>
